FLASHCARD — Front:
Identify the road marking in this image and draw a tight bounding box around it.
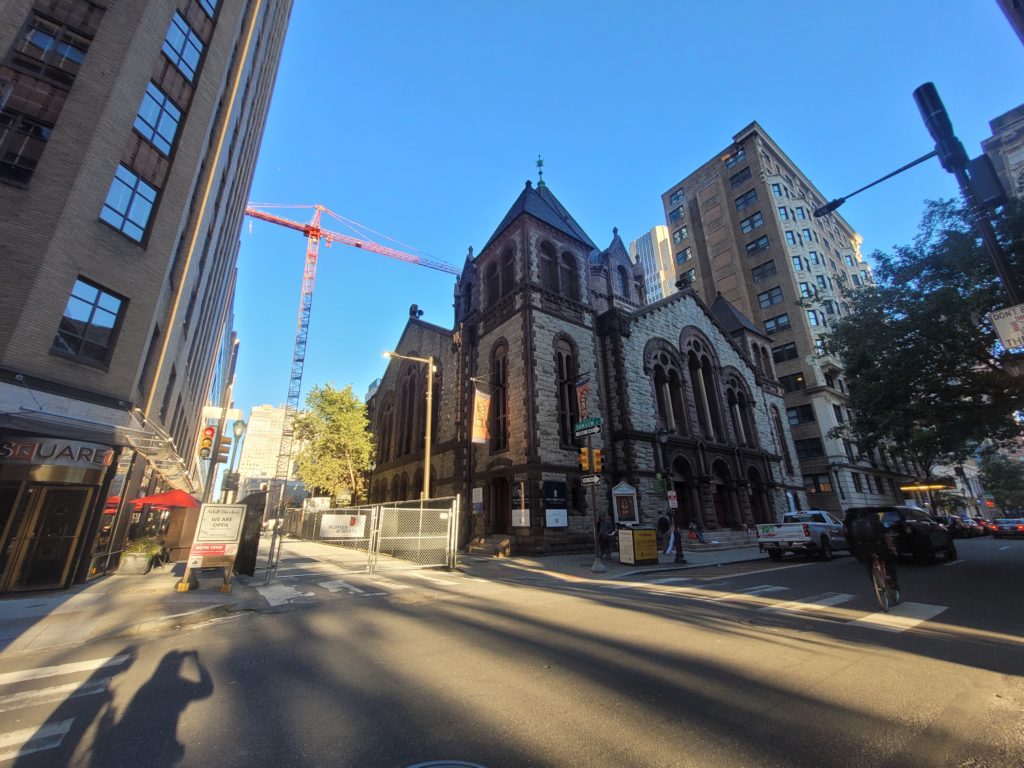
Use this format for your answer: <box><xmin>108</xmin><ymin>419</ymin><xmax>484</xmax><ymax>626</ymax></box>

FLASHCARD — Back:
<box><xmin>0</xmin><ymin>679</ymin><xmax>109</xmax><ymax>713</ymax></box>
<box><xmin>318</xmin><ymin>579</ymin><xmax>365</xmax><ymax>594</ymax></box>
<box><xmin>710</xmin><ymin>584</ymin><xmax>789</xmax><ymax>602</ymax></box>
<box><xmin>0</xmin><ymin>719</ymin><xmax>73</xmax><ymax>761</ymax></box>
<box><xmin>410</xmin><ymin>572</ymin><xmax>447</xmax><ymax>584</ymax></box>
<box><xmin>848</xmin><ymin>602</ymin><xmax>948</xmax><ymax>633</ymax></box>
<box><xmin>999</xmin><ymin>546</ymin><xmax>1011</xmax><ymax>550</ymax></box>
<box><xmin>369</xmin><ymin>577</ymin><xmax>410</xmax><ymax>590</ymax></box>
<box><xmin>943</xmin><ymin>559</ymin><xmax>966</xmax><ymax>566</ymax></box>
<box><xmin>649</xmin><ymin>577</ymin><xmax>692</xmax><ymax>584</ymax></box>
<box><xmin>0</xmin><ymin>654</ymin><xmax>129</xmax><ymax>686</ymax></box>
<box><xmin>760</xmin><ymin>592</ymin><xmax>854</xmax><ymax>613</ymax></box>
<box><xmin>255</xmin><ymin>583</ymin><xmax>304</xmax><ymax>606</ymax></box>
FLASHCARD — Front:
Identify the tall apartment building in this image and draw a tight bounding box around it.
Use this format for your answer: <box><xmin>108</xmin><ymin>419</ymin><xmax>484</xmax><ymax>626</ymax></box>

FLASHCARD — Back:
<box><xmin>0</xmin><ymin>0</ymin><xmax>292</xmax><ymax>593</ymax></box>
<box><xmin>628</xmin><ymin>225</ymin><xmax>675</xmax><ymax>302</ymax></box>
<box><xmin>982</xmin><ymin>102</ymin><xmax>1024</xmax><ymax>200</ymax></box>
<box><xmin>237</xmin><ymin>403</ymin><xmax>288</xmax><ymax>485</ymax></box>
<box><xmin>661</xmin><ymin>122</ymin><xmax>918</xmax><ymax>515</ymax></box>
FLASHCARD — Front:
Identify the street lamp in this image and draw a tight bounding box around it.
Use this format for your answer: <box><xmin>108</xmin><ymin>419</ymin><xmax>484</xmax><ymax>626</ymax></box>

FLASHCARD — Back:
<box><xmin>222</xmin><ymin>419</ymin><xmax>246</xmax><ymax>503</ymax></box>
<box><xmin>383</xmin><ymin>351</ymin><xmax>435</xmax><ymax>500</ymax></box>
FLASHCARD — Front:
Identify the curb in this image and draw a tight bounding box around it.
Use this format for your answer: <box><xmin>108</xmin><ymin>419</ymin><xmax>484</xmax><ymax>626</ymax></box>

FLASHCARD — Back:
<box><xmin>107</xmin><ymin>602</ymin><xmax>240</xmax><ymax>639</ymax></box>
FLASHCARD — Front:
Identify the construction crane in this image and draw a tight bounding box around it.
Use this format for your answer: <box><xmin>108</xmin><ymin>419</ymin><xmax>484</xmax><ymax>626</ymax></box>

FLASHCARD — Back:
<box><xmin>243</xmin><ymin>203</ymin><xmax>460</xmax><ymax>516</ymax></box>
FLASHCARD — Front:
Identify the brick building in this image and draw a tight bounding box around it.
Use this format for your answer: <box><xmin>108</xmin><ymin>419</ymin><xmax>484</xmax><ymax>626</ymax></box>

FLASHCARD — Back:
<box><xmin>368</xmin><ymin>180</ymin><xmax>805</xmax><ymax>554</ymax></box>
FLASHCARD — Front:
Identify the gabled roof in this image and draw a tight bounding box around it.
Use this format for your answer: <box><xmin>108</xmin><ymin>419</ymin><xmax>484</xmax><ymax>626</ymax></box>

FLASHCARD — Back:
<box><xmin>710</xmin><ymin>293</ymin><xmax>766</xmax><ymax>338</ymax></box>
<box><xmin>481</xmin><ymin>181</ymin><xmax>597</xmax><ymax>253</ymax></box>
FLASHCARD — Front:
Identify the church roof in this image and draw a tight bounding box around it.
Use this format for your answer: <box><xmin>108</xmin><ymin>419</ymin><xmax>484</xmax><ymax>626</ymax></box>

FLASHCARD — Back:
<box><xmin>710</xmin><ymin>294</ymin><xmax>764</xmax><ymax>337</ymax></box>
<box><xmin>482</xmin><ymin>181</ymin><xmax>597</xmax><ymax>253</ymax></box>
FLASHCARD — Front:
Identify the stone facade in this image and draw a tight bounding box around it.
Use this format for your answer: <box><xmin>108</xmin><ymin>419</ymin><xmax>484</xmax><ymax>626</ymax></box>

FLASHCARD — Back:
<box><xmin>369</xmin><ymin>181</ymin><xmax>806</xmax><ymax>554</ymax></box>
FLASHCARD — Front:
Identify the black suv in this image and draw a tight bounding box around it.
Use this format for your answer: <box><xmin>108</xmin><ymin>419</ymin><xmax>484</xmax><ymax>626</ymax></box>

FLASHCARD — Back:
<box><xmin>844</xmin><ymin>505</ymin><xmax>957</xmax><ymax>564</ymax></box>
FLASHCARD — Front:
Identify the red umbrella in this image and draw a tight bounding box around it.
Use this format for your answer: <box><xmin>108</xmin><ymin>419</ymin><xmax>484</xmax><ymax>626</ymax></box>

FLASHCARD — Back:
<box><xmin>130</xmin><ymin>489</ymin><xmax>200</xmax><ymax>509</ymax></box>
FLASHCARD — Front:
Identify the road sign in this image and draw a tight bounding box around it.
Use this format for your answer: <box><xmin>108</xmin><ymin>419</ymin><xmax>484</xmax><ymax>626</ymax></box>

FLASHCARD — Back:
<box><xmin>990</xmin><ymin>303</ymin><xmax>1024</xmax><ymax>350</ymax></box>
<box><xmin>667</xmin><ymin>490</ymin><xmax>678</xmax><ymax>509</ymax></box>
<box><xmin>574</xmin><ymin>416</ymin><xmax>602</xmax><ymax>432</ymax></box>
<box><xmin>581</xmin><ymin>474</ymin><xmax>601</xmax><ymax>486</ymax></box>
<box><xmin>574</xmin><ymin>424</ymin><xmax>601</xmax><ymax>438</ymax></box>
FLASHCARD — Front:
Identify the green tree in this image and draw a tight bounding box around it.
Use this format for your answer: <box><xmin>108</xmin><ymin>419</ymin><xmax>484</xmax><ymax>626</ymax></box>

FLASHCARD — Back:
<box><xmin>292</xmin><ymin>384</ymin><xmax>374</xmax><ymax>504</ymax></box>
<box><xmin>825</xmin><ymin>199</ymin><xmax>1024</xmax><ymax>475</ymax></box>
<box><xmin>978</xmin><ymin>449</ymin><xmax>1024</xmax><ymax>512</ymax></box>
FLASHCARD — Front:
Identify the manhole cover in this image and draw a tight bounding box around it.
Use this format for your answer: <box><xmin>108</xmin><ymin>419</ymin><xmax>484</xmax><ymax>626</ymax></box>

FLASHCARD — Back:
<box><xmin>405</xmin><ymin>762</ymin><xmax>487</xmax><ymax>768</ymax></box>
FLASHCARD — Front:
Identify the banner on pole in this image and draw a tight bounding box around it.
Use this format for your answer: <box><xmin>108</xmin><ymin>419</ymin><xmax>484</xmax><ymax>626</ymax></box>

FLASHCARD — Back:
<box><xmin>575</xmin><ymin>375</ymin><xmax>590</xmax><ymax>420</ymax></box>
<box><xmin>472</xmin><ymin>387</ymin><xmax>491</xmax><ymax>444</ymax></box>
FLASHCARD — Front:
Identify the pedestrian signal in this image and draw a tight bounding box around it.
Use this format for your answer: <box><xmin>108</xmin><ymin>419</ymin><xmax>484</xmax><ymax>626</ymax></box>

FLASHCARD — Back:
<box><xmin>579</xmin><ymin>448</ymin><xmax>590</xmax><ymax>471</ymax></box>
<box><xmin>593</xmin><ymin>449</ymin><xmax>603</xmax><ymax>473</ymax></box>
<box><xmin>216</xmin><ymin>435</ymin><xmax>232</xmax><ymax>464</ymax></box>
<box><xmin>199</xmin><ymin>426</ymin><xmax>216</xmax><ymax>459</ymax></box>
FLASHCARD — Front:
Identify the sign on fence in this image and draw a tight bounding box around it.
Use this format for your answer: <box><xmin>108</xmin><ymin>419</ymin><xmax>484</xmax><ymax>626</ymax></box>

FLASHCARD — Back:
<box><xmin>320</xmin><ymin>513</ymin><xmax>367</xmax><ymax>539</ymax></box>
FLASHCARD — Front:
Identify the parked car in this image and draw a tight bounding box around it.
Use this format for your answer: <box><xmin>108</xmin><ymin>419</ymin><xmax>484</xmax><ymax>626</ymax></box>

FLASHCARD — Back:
<box><xmin>756</xmin><ymin>510</ymin><xmax>850</xmax><ymax>561</ymax></box>
<box><xmin>930</xmin><ymin>514</ymin><xmax>979</xmax><ymax>538</ymax></box>
<box><xmin>844</xmin><ymin>505</ymin><xmax>957</xmax><ymax>564</ymax></box>
<box><xmin>955</xmin><ymin>517</ymin><xmax>983</xmax><ymax>537</ymax></box>
<box><xmin>992</xmin><ymin>518</ymin><xmax>1024</xmax><ymax>538</ymax></box>
<box><xmin>977</xmin><ymin>519</ymin><xmax>997</xmax><ymax>535</ymax></box>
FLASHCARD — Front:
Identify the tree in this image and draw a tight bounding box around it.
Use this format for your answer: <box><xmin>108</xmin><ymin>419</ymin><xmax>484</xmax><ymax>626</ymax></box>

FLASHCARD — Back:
<box><xmin>978</xmin><ymin>448</ymin><xmax>1024</xmax><ymax>512</ymax></box>
<box><xmin>292</xmin><ymin>384</ymin><xmax>374</xmax><ymax>504</ymax></box>
<box><xmin>825</xmin><ymin>199</ymin><xmax>1024</xmax><ymax>475</ymax></box>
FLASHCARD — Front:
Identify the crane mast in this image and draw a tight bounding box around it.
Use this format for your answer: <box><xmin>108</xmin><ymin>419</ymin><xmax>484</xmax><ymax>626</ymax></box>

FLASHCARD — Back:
<box><xmin>244</xmin><ymin>203</ymin><xmax>459</xmax><ymax>516</ymax></box>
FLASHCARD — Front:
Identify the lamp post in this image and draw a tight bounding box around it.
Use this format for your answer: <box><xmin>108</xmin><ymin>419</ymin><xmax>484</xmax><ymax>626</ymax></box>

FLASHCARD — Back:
<box><xmin>384</xmin><ymin>351</ymin><xmax>434</xmax><ymax>500</ymax></box>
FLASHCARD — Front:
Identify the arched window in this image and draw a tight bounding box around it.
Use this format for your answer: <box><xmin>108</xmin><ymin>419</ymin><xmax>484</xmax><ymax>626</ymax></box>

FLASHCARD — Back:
<box><xmin>701</xmin><ymin>357</ymin><xmax>725</xmax><ymax>440</ymax></box>
<box><xmin>739</xmin><ymin>392</ymin><xmax>757</xmax><ymax>448</ymax></box>
<box><xmin>431</xmin><ymin>361</ymin><xmax>442</xmax><ymax>445</ymax></box>
<box><xmin>490</xmin><ymin>344</ymin><xmax>508</xmax><ymax>451</ymax></box>
<box><xmin>728</xmin><ymin>390</ymin><xmax>745</xmax><ymax>446</ymax></box>
<box><xmin>390</xmin><ymin>476</ymin><xmax>400</xmax><ymax>502</ymax></box>
<box><xmin>378</xmin><ymin>405</ymin><xmax>393</xmax><ymax>463</ymax></box>
<box><xmin>668</xmin><ymin>368</ymin><xmax>687</xmax><ymax>435</ymax></box>
<box><xmin>617</xmin><ymin>266</ymin><xmax>631</xmax><ymax>299</ymax></box>
<box><xmin>560</xmin><ymin>252</ymin><xmax>579</xmax><ymax>301</ymax></box>
<box><xmin>484</xmin><ymin>262</ymin><xmax>499</xmax><ymax>307</ymax></box>
<box><xmin>653</xmin><ymin>364</ymin><xmax>670</xmax><ymax>426</ymax></box>
<box><xmin>555</xmin><ymin>338</ymin><xmax>579</xmax><ymax>445</ymax></box>
<box><xmin>540</xmin><ymin>241</ymin><xmax>558</xmax><ymax>292</ymax></box>
<box><xmin>501</xmin><ymin>247</ymin><xmax>515</xmax><ymax>296</ymax></box>
<box><xmin>462</xmin><ymin>282</ymin><xmax>473</xmax><ymax>317</ymax></box>
<box><xmin>771</xmin><ymin>406</ymin><xmax>794</xmax><ymax>474</ymax></box>
<box><xmin>689</xmin><ymin>352</ymin><xmax>710</xmax><ymax>436</ymax></box>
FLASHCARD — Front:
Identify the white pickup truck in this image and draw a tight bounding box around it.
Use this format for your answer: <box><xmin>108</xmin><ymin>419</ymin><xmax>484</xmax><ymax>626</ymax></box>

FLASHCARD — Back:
<box><xmin>756</xmin><ymin>510</ymin><xmax>850</xmax><ymax>561</ymax></box>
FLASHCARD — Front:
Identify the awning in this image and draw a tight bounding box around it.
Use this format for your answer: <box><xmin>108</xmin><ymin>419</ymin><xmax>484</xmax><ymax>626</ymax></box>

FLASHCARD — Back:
<box><xmin>131</xmin><ymin>489</ymin><xmax>200</xmax><ymax>508</ymax></box>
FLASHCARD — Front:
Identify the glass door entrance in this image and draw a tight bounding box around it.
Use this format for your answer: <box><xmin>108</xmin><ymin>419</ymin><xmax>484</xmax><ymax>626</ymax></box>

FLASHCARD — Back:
<box><xmin>6</xmin><ymin>485</ymin><xmax>93</xmax><ymax>590</ymax></box>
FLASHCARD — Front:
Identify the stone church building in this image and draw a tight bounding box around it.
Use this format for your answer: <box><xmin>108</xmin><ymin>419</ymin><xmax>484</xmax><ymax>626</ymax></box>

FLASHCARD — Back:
<box><xmin>367</xmin><ymin>180</ymin><xmax>806</xmax><ymax>553</ymax></box>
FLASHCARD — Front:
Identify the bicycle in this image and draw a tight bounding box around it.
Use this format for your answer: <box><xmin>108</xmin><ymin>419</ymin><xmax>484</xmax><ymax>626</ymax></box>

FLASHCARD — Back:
<box><xmin>870</xmin><ymin>553</ymin><xmax>900</xmax><ymax>612</ymax></box>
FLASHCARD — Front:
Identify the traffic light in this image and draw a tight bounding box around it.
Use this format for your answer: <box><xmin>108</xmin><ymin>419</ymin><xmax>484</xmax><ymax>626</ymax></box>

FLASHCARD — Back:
<box><xmin>198</xmin><ymin>426</ymin><xmax>216</xmax><ymax>459</ymax></box>
<box><xmin>579</xmin><ymin>448</ymin><xmax>590</xmax><ymax>471</ymax></box>
<box><xmin>592</xmin><ymin>449</ymin><xmax>603</xmax><ymax>473</ymax></box>
<box><xmin>216</xmin><ymin>435</ymin><xmax>232</xmax><ymax>464</ymax></box>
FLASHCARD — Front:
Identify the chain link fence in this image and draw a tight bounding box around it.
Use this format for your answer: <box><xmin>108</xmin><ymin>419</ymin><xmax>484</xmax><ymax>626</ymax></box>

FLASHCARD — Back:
<box><xmin>280</xmin><ymin>497</ymin><xmax>459</xmax><ymax>573</ymax></box>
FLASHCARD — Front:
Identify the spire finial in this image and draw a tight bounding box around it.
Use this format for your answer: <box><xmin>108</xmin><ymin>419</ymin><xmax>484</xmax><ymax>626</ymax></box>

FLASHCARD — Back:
<box><xmin>536</xmin><ymin>155</ymin><xmax>545</xmax><ymax>187</ymax></box>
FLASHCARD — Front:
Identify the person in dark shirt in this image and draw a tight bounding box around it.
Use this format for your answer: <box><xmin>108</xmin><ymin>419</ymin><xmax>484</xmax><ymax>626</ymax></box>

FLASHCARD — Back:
<box><xmin>847</xmin><ymin>511</ymin><xmax>900</xmax><ymax>592</ymax></box>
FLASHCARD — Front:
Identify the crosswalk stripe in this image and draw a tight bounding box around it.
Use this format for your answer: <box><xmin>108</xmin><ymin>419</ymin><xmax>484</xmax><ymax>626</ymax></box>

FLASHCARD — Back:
<box><xmin>0</xmin><ymin>654</ymin><xmax>129</xmax><ymax>687</ymax></box>
<box><xmin>318</xmin><ymin>579</ymin><xmax>365</xmax><ymax>594</ymax></box>
<box><xmin>0</xmin><ymin>678</ymin><xmax>109</xmax><ymax>714</ymax></box>
<box><xmin>410</xmin><ymin>573</ymin><xmax>447</xmax><ymax>584</ymax></box>
<box><xmin>848</xmin><ymin>602</ymin><xmax>947</xmax><ymax>633</ymax></box>
<box><xmin>710</xmin><ymin>585</ymin><xmax>788</xmax><ymax>602</ymax></box>
<box><xmin>759</xmin><ymin>592</ymin><xmax>854</xmax><ymax>613</ymax></box>
<box><xmin>0</xmin><ymin>718</ymin><xmax>73</xmax><ymax>761</ymax></box>
<box><xmin>367</xmin><ymin>577</ymin><xmax>409</xmax><ymax>590</ymax></box>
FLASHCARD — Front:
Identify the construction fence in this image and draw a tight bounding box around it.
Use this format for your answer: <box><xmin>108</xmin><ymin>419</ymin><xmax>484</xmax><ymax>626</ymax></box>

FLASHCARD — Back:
<box><xmin>280</xmin><ymin>496</ymin><xmax>460</xmax><ymax>573</ymax></box>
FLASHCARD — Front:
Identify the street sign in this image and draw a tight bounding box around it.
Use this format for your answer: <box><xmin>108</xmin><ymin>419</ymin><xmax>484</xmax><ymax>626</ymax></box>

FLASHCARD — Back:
<box><xmin>574</xmin><ymin>416</ymin><xmax>602</xmax><ymax>432</ymax></box>
<box><xmin>990</xmin><ymin>303</ymin><xmax>1024</xmax><ymax>350</ymax></box>
<box><xmin>581</xmin><ymin>474</ymin><xmax>601</xmax><ymax>486</ymax></box>
<box><xmin>667</xmin><ymin>490</ymin><xmax>678</xmax><ymax>509</ymax></box>
<box><xmin>574</xmin><ymin>425</ymin><xmax>601</xmax><ymax>438</ymax></box>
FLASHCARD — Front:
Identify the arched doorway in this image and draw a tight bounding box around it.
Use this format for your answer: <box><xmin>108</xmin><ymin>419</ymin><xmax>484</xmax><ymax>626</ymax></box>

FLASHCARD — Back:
<box><xmin>488</xmin><ymin>477</ymin><xmax>510</xmax><ymax>533</ymax></box>
<box><xmin>670</xmin><ymin>455</ymin><xmax>699</xmax><ymax>528</ymax></box>
<box><xmin>747</xmin><ymin>467</ymin><xmax>770</xmax><ymax>524</ymax></box>
<box><xmin>710</xmin><ymin>460</ymin><xmax>736</xmax><ymax>528</ymax></box>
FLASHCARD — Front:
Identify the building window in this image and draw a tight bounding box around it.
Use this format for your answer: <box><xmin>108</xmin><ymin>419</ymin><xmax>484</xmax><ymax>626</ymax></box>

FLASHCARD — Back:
<box><xmin>758</xmin><ymin>286</ymin><xmax>784</xmax><ymax>309</ymax></box>
<box><xmin>672</xmin><ymin>225</ymin><xmax>688</xmax><ymax>243</ymax></box>
<box><xmin>669</xmin><ymin>188</ymin><xmax>685</xmax><ymax>205</ymax></box>
<box><xmin>501</xmin><ymin>247</ymin><xmax>515</xmax><ymax>296</ymax></box>
<box><xmin>816</xmin><ymin>275</ymin><xmax>828</xmax><ymax>290</ymax></box>
<box><xmin>832</xmin><ymin>404</ymin><xmax>845</xmax><ymax>424</ymax></box>
<box><xmin>133</xmin><ymin>82</ymin><xmax>181</xmax><ymax>155</ymax></box>
<box><xmin>764</xmin><ymin>313</ymin><xmax>791</xmax><ymax>335</ymax></box>
<box><xmin>778</xmin><ymin>372</ymin><xmax>806</xmax><ymax>392</ymax></box>
<box><xmin>792</xmin><ymin>256</ymin><xmax>804</xmax><ymax>272</ymax></box>
<box><xmin>745</xmin><ymin>235</ymin><xmax>770</xmax><ymax>255</ymax></box>
<box><xmin>772</xmin><ymin>342</ymin><xmax>799</xmax><ymax>363</ymax></box>
<box><xmin>785</xmin><ymin>231</ymin><xmax>797</xmax><ymax>246</ymax></box>
<box><xmin>162</xmin><ymin>12</ymin><xmax>203</xmax><ymax>81</ymax></box>
<box><xmin>799</xmin><ymin>282</ymin><xmax>814</xmax><ymax>298</ymax></box>
<box><xmin>735</xmin><ymin>189</ymin><xmax>758</xmax><ymax>211</ymax></box>
<box><xmin>771</xmin><ymin>183</ymin><xmax>782</xmax><ymax>198</ymax></box>
<box><xmin>491</xmin><ymin>345</ymin><xmax>509</xmax><ymax>451</ymax></box>
<box><xmin>806</xmin><ymin>474</ymin><xmax>833</xmax><ymax>494</ymax></box>
<box><xmin>0</xmin><ymin>111</ymin><xmax>53</xmax><ymax>183</ymax></box>
<box><xmin>802</xmin><ymin>228</ymin><xmax>813</xmax><ymax>243</ymax></box>
<box><xmin>198</xmin><ymin>0</ymin><xmax>219</xmax><ymax>16</ymax></box>
<box><xmin>787</xmin><ymin>403</ymin><xmax>815</xmax><ymax>426</ymax></box>
<box><xmin>676</xmin><ymin>247</ymin><xmax>692</xmax><ymax>264</ymax></box>
<box><xmin>852</xmin><ymin>472</ymin><xmax>863</xmax><ymax>492</ymax></box>
<box><xmin>617</xmin><ymin>265</ymin><xmax>631</xmax><ymax>299</ymax></box>
<box><xmin>796</xmin><ymin>207</ymin><xmax>806</xmax><ymax>220</ymax></box>
<box><xmin>815</xmin><ymin>338</ymin><xmax>827</xmax><ymax>355</ymax></box>
<box><xmin>51</xmin><ymin>277</ymin><xmax>126</xmax><ymax>366</ymax></box>
<box><xmin>99</xmin><ymin>165</ymin><xmax>157</xmax><ymax>242</ymax></box>
<box><xmin>751</xmin><ymin>260</ymin><xmax>777</xmax><ymax>283</ymax></box>
<box><xmin>560</xmin><ymin>252</ymin><xmax>580</xmax><ymax>301</ymax></box>
<box><xmin>808</xmin><ymin>251</ymin><xmax>820</xmax><ymax>265</ymax></box>
<box><xmin>823</xmin><ymin>300</ymin><xmax>836</xmax><ymax>315</ymax></box>
<box><xmin>844</xmin><ymin>254</ymin><xmax>855</xmax><ymax>267</ymax></box>
<box><xmin>778</xmin><ymin>206</ymin><xmax>789</xmax><ymax>221</ymax></box>
<box><xmin>807</xmin><ymin>309</ymin><xmax>820</xmax><ymax>326</ymax></box>
<box><xmin>729</xmin><ymin>166</ymin><xmax>752</xmax><ymax>188</ymax></box>
<box><xmin>668</xmin><ymin>205</ymin><xmax>685</xmax><ymax>222</ymax></box>
<box><xmin>484</xmin><ymin>262</ymin><xmax>499</xmax><ymax>307</ymax></box>
<box><xmin>724</xmin><ymin>147</ymin><xmax>746</xmax><ymax>168</ymax></box>
<box><xmin>678</xmin><ymin>268</ymin><xmax>695</xmax><ymax>287</ymax></box>
<box><xmin>860</xmin><ymin>269</ymin><xmax>869</xmax><ymax>284</ymax></box>
<box><xmin>539</xmin><ymin>241</ymin><xmax>558</xmax><ymax>291</ymax></box>
<box><xmin>795</xmin><ymin>438</ymin><xmax>825</xmax><ymax>459</ymax></box>
<box><xmin>740</xmin><ymin>212</ymin><xmax>764</xmax><ymax>233</ymax></box>
<box><xmin>11</xmin><ymin>13</ymin><xmax>91</xmax><ymax>87</ymax></box>
<box><xmin>555</xmin><ymin>340</ymin><xmax>579</xmax><ymax>445</ymax></box>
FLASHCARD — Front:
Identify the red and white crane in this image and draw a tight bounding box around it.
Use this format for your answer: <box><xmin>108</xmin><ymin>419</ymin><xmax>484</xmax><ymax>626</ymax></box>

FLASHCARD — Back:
<box><xmin>243</xmin><ymin>203</ymin><xmax>459</xmax><ymax>511</ymax></box>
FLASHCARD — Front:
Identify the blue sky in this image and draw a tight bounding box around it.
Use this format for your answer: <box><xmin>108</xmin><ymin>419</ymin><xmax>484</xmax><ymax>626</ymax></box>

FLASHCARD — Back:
<box><xmin>233</xmin><ymin>0</ymin><xmax>1024</xmax><ymax>418</ymax></box>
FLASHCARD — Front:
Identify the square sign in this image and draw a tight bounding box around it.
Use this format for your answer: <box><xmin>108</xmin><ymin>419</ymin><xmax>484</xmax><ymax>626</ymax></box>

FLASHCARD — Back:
<box><xmin>990</xmin><ymin>303</ymin><xmax>1024</xmax><ymax>351</ymax></box>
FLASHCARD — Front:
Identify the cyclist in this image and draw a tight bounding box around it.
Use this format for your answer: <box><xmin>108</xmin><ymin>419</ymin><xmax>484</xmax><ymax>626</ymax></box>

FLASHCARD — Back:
<box><xmin>846</xmin><ymin>511</ymin><xmax>900</xmax><ymax>595</ymax></box>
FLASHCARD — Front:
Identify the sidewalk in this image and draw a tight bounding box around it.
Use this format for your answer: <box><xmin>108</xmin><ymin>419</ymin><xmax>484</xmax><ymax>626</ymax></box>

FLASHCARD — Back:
<box><xmin>0</xmin><ymin>539</ymin><xmax>768</xmax><ymax>658</ymax></box>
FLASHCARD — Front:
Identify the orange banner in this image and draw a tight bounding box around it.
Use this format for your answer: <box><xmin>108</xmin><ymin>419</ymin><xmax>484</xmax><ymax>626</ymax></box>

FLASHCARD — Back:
<box><xmin>472</xmin><ymin>388</ymin><xmax>491</xmax><ymax>444</ymax></box>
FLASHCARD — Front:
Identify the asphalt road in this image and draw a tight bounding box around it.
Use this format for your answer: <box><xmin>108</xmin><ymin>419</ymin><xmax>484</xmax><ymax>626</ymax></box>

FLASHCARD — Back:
<box><xmin>0</xmin><ymin>537</ymin><xmax>1021</xmax><ymax>767</ymax></box>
